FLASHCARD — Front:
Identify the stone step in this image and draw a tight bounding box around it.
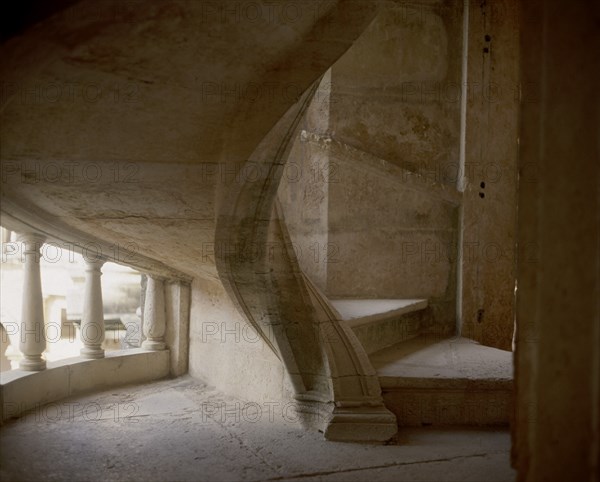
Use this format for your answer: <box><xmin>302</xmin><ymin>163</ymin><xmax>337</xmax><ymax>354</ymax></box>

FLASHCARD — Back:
<box><xmin>330</xmin><ymin>299</ymin><xmax>429</xmax><ymax>354</ymax></box>
<box><xmin>370</xmin><ymin>336</ymin><xmax>513</xmax><ymax>426</ymax></box>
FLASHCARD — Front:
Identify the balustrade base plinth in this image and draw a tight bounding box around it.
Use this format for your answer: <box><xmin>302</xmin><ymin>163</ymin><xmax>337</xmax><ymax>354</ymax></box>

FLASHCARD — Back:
<box><xmin>19</xmin><ymin>355</ymin><xmax>46</xmax><ymax>371</ymax></box>
<box><xmin>80</xmin><ymin>347</ymin><xmax>105</xmax><ymax>359</ymax></box>
<box><xmin>142</xmin><ymin>339</ymin><xmax>166</xmax><ymax>351</ymax></box>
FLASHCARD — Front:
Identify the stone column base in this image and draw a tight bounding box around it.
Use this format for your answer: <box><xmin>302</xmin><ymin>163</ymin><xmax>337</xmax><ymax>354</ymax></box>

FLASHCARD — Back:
<box><xmin>294</xmin><ymin>393</ymin><xmax>398</xmax><ymax>443</ymax></box>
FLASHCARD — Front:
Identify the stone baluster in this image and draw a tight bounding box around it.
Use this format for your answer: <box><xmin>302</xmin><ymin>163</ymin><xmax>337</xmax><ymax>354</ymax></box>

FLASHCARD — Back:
<box><xmin>18</xmin><ymin>233</ymin><xmax>47</xmax><ymax>371</ymax></box>
<box><xmin>142</xmin><ymin>276</ymin><xmax>166</xmax><ymax>350</ymax></box>
<box><xmin>80</xmin><ymin>258</ymin><xmax>106</xmax><ymax>359</ymax></box>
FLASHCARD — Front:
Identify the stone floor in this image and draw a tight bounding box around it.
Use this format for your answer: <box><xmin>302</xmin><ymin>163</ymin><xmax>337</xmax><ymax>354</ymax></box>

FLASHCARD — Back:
<box><xmin>371</xmin><ymin>336</ymin><xmax>513</xmax><ymax>380</ymax></box>
<box><xmin>0</xmin><ymin>377</ymin><xmax>515</xmax><ymax>482</ymax></box>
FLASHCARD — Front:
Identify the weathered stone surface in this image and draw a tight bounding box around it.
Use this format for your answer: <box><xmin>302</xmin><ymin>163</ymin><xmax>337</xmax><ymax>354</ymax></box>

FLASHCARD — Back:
<box><xmin>1</xmin><ymin>0</ymin><xmax>380</xmax><ymax>281</ymax></box>
<box><xmin>514</xmin><ymin>0</ymin><xmax>600</xmax><ymax>480</ymax></box>
<box><xmin>2</xmin><ymin>0</ymin><xmax>597</xmax><ymax>470</ymax></box>
<box><xmin>458</xmin><ymin>0</ymin><xmax>520</xmax><ymax>350</ymax></box>
<box><xmin>330</xmin><ymin>2</ymin><xmax>464</xmax><ymax>176</ymax></box>
<box><xmin>0</xmin><ymin>349</ymin><xmax>170</xmax><ymax>422</ymax></box>
<box><xmin>0</xmin><ymin>378</ymin><xmax>516</xmax><ymax>481</ymax></box>
<box><xmin>373</xmin><ymin>336</ymin><xmax>512</xmax><ymax>426</ymax></box>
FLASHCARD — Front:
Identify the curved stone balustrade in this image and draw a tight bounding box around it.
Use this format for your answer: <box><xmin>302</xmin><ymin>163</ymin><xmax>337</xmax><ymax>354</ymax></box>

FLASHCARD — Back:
<box><xmin>0</xmin><ymin>229</ymin><xmax>189</xmax><ymax>424</ymax></box>
<box><xmin>0</xmin><ymin>349</ymin><xmax>170</xmax><ymax>423</ymax></box>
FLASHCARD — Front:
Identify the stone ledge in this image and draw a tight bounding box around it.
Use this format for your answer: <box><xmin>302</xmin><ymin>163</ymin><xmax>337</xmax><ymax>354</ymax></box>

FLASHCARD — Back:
<box><xmin>329</xmin><ymin>299</ymin><xmax>429</xmax><ymax>355</ymax></box>
<box><xmin>379</xmin><ymin>377</ymin><xmax>513</xmax><ymax>391</ymax></box>
<box><xmin>0</xmin><ymin>349</ymin><xmax>170</xmax><ymax>423</ymax></box>
<box><xmin>331</xmin><ymin>299</ymin><xmax>428</xmax><ymax>328</ymax></box>
<box><xmin>381</xmin><ymin>388</ymin><xmax>512</xmax><ymax>426</ymax></box>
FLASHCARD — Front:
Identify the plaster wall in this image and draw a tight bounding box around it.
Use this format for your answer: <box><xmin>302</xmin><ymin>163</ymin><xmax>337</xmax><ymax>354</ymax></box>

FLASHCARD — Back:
<box><xmin>188</xmin><ymin>277</ymin><xmax>292</xmax><ymax>403</ymax></box>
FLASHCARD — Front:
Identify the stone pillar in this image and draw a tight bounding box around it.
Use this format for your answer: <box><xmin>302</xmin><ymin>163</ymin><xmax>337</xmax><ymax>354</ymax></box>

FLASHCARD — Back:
<box><xmin>17</xmin><ymin>233</ymin><xmax>46</xmax><ymax>371</ymax></box>
<box><xmin>80</xmin><ymin>259</ymin><xmax>106</xmax><ymax>359</ymax></box>
<box><xmin>142</xmin><ymin>276</ymin><xmax>166</xmax><ymax>350</ymax></box>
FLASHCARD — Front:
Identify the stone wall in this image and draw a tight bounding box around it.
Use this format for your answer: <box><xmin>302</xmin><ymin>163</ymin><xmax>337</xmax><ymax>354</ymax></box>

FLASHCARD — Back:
<box><xmin>277</xmin><ymin>0</ymin><xmax>520</xmax><ymax>347</ymax></box>
<box><xmin>513</xmin><ymin>0</ymin><xmax>600</xmax><ymax>480</ymax></box>
<box><xmin>329</xmin><ymin>1</ymin><xmax>463</xmax><ymax>178</ymax></box>
<box><xmin>326</xmin><ymin>150</ymin><xmax>458</xmax><ymax>334</ymax></box>
<box><xmin>188</xmin><ymin>277</ymin><xmax>293</xmax><ymax>403</ymax></box>
<box><xmin>458</xmin><ymin>0</ymin><xmax>519</xmax><ymax>350</ymax></box>
<box><xmin>277</xmin><ymin>72</ymin><xmax>332</xmax><ymax>291</ymax></box>
<box><xmin>324</xmin><ymin>2</ymin><xmax>463</xmax><ymax>335</ymax></box>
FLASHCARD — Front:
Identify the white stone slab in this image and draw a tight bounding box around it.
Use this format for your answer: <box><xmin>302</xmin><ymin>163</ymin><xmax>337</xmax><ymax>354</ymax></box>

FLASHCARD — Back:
<box><xmin>330</xmin><ymin>299</ymin><xmax>428</xmax><ymax>321</ymax></box>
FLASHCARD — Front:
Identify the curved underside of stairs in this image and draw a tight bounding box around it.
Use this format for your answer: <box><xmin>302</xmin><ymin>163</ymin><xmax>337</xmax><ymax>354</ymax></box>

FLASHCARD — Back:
<box><xmin>1</xmin><ymin>0</ymin><xmax>514</xmax><ymax>439</ymax></box>
<box><xmin>0</xmin><ymin>0</ymin><xmax>380</xmax><ymax>281</ymax></box>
